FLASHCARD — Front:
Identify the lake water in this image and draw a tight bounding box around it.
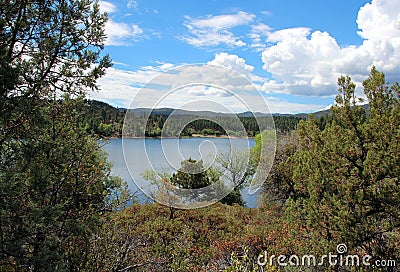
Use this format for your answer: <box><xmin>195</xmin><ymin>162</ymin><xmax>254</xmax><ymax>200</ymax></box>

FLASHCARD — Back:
<box><xmin>102</xmin><ymin>138</ymin><xmax>260</xmax><ymax>208</ymax></box>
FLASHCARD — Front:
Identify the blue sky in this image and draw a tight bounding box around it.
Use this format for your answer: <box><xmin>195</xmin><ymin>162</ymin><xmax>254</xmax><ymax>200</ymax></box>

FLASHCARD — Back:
<box><xmin>90</xmin><ymin>0</ymin><xmax>400</xmax><ymax>113</ymax></box>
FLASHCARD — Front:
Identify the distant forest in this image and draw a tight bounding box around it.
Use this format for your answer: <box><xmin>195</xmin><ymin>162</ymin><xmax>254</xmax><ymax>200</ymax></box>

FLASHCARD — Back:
<box><xmin>83</xmin><ymin>100</ymin><xmax>330</xmax><ymax>137</ymax></box>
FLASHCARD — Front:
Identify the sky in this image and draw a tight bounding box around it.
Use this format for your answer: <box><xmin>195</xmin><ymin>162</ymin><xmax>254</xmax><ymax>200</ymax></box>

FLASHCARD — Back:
<box><xmin>89</xmin><ymin>0</ymin><xmax>400</xmax><ymax>114</ymax></box>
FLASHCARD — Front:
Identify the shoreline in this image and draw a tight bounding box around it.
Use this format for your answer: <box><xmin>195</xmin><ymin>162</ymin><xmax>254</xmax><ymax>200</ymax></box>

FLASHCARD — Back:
<box><xmin>101</xmin><ymin>134</ymin><xmax>254</xmax><ymax>140</ymax></box>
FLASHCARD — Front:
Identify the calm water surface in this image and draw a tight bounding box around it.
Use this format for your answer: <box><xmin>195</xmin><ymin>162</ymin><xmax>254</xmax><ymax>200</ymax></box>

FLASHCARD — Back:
<box><xmin>102</xmin><ymin>138</ymin><xmax>260</xmax><ymax>208</ymax></box>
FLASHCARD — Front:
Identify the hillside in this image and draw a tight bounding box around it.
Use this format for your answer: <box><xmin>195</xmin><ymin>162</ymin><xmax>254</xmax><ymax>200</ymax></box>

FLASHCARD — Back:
<box><xmin>83</xmin><ymin>99</ymin><xmax>340</xmax><ymax>137</ymax></box>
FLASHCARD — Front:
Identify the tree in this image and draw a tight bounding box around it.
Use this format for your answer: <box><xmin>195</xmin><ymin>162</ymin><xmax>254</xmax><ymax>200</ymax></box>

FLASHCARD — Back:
<box><xmin>169</xmin><ymin>158</ymin><xmax>217</xmax><ymax>206</ymax></box>
<box><xmin>258</xmin><ymin>132</ymin><xmax>299</xmax><ymax>209</ymax></box>
<box><xmin>170</xmin><ymin>158</ymin><xmax>212</xmax><ymax>189</ymax></box>
<box><xmin>143</xmin><ymin>157</ymin><xmax>246</xmax><ymax>212</ymax></box>
<box><xmin>171</xmin><ymin>158</ymin><xmax>248</xmax><ymax>206</ymax></box>
<box><xmin>142</xmin><ymin>169</ymin><xmax>180</xmax><ymax>219</ymax></box>
<box><xmin>0</xmin><ymin>0</ymin><xmax>110</xmax><ymax>138</ymax></box>
<box><xmin>216</xmin><ymin>149</ymin><xmax>249</xmax><ymax>206</ymax></box>
<box><xmin>0</xmin><ymin>1</ymin><xmax>124</xmax><ymax>270</ymax></box>
<box><xmin>280</xmin><ymin>67</ymin><xmax>400</xmax><ymax>259</ymax></box>
<box><xmin>219</xmin><ymin>188</ymin><xmax>244</xmax><ymax>207</ymax></box>
<box><xmin>217</xmin><ymin>149</ymin><xmax>250</xmax><ymax>187</ymax></box>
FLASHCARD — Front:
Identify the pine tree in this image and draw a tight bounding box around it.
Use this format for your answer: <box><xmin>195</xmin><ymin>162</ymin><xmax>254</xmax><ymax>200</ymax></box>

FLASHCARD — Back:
<box><xmin>170</xmin><ymin>158</ymin><xmax>212</xmax><ymax>189</ymax></box>
<box><xmin>0</xmin><ymin>1</ymin><xmax>124</xmax><ymax>270</ymax></box>
<box><xmin>281</xmin><ymin>67</ymin><xmax>400</xmax><ymax>259</ymax></box>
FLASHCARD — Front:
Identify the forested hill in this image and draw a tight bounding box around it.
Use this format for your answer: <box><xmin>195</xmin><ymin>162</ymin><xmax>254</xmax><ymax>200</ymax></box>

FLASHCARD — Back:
<box><xmin>83</xmin><ymin>99</ymin><xmax>333</xmax><ymax>137</ymax></box>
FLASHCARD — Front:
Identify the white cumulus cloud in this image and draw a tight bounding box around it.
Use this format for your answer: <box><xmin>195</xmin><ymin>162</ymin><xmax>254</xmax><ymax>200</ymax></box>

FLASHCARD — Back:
<box><xmin>208</xmin><ymin>53</ymin><xmax>254</xmax><ymax>76</ymax></box>
<box><xmin>262</xmin><ymin>30</ymin><xmax>341</xmax><ymax>96</ymax></box>
<box><xmin>261</xmin><ymin>0</ymin><xmax>400</xmax><ymax>96</ymax></box>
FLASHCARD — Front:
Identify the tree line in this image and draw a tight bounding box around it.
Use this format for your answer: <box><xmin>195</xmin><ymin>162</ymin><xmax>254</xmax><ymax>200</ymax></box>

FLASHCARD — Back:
<box><xmin>83</xmin><ymin>101</ymin><xmax>306</xmax><ymax>138</ymax></box>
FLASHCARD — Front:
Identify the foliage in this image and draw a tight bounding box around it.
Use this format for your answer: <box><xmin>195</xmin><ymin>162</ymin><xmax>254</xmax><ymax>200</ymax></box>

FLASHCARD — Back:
<box><xmin>82</xmin><ymin>100</ymin><xmax>124</xmax><ymax>137</ymax></box>
<box><xmin>223</xmin><ymin>249</ymin><xmax>259</xmax><ymax>272</ymax></box>
<box><xmin>278</xmin><ymin>67</ymin><xmax>400</xmax><ymax>259</ymax></box>
<box><xmin>259</xmin><ymin>132</ymin><xmax>299</xmax><ymax>209</ymax></box>
<box><xmin>216</xmin><ymin>149</ymin><xmax>252</xmax><ymax>207</ymax></box>
<box><xmin>170</xmin><ymin>158</ymin><xmax>214</xmax><ymax>189</ymax></box>
<box><xmin>0</xmin><ymin>0</ymin><xmax>128</xmax><ymax>270</ymax></box>
<box><xmin>143</xmin><ymin>157</ymin><xmax>246</xmax><ymax>211</ymax></box>
<box><xmin>250</xmin><ymin>130</ymin><xmax>276</xmax><ymax>167</ymax></box>
<box><xmin>0</xmin><ymin>0</ymin><xmax>110</xmax><ymax>102</ymax></box>
<box><xmin>271</xmin><ymin>116</ymin><xmax>303</xmax><ymax>133</ymax></box>
<box><xmin>0</xmin><ymin>97</ymin><xmax>128</xmax><ymax>271</ymax></box>
<box><xmin>84</xmin><ymin>203</ymin><xmax>271</xmax><ymax>271</ymax></box>
<box><xmin>82</xmin><ymin>100</ymin><xmax>305</xmax><ymax>138</ymax></box>
<box><xmin>219</xmin><ymin>187</ymin><xmax>245</xmax><ymax>207</ymax></box>
<box><xmin>122</xmin><ymin>112</ymin><xmax>303</xmax><ymax>138</ymax></box>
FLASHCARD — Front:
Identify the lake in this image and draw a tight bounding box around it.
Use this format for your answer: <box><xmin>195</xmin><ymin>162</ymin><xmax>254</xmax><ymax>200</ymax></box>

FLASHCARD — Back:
<box><xmin>102</xmin><ymin>137</ymin><xmax>260</xmax><ymax>208</ymax></box>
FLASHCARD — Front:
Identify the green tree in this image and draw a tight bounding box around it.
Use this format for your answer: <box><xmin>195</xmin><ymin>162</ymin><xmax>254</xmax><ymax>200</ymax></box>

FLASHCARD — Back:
<box><xmin>281</xmin><ymin>67</ymin><xmax>400</xmax><ymax>259</ymax></box>
<box><xmin>170</xmin><ymin>158</ymin><xmax>212</xmax><ymax>189</ymax></box>
<box><xmin>143</xmin><ymin>157</ymin><xmax>246</xmax><ymax>212</ymax></box>
<box><xmin>0</xmin><ymin>1</ymin><xmax>125</xmax><ymax>271</ymax></box>
<box><xmin>259</xmin><ymin>132</ymin><xmax>299</xmax><ymax>209</ymax></box>
<box><xmin>98</xmin><ymin>122</ymin><xmax>113</xmax><ymax>137</ymax></box>
<box><xmin>250</xmin><ymin>130</ymin><xmax>276</xmax><ymax>168</ymax></box>
<box><xmin>219</xmin><ymin>187</ymin><xmax>244</xmax><ymax>207</ymax></box>
<box><xmin>171</xmin><ymin>158</ymin><xmax>247</xmax><ymax>206</ymax></box>
<box><xmin>0</xmin><ymin>0</ymin><xmax>110</xmax><ymax>132</ymax></box>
